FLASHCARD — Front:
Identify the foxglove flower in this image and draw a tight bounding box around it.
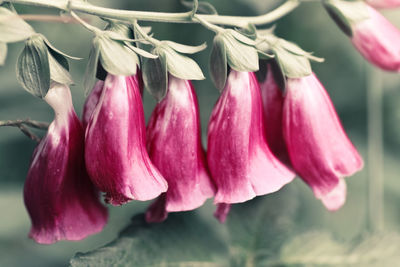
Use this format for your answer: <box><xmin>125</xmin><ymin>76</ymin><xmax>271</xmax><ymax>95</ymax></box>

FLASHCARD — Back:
<box><xmin>85</xmin><ymin>74</ymin><xmax>168</xmax><ymax>205</ymax></box>
<box><xmin>207</xmin><ymin>70</ymin><xmax>295</xmax><ymax>204</ymax></box>
<box><xmin>24</xmin><ymin>83</ymin><xmax>108</xmax><ymax>244</ymax></box>
<box><xmin>259</xmin><ymin>65</ymin><xmax>290</xmax><ymax>165</ymax></box>
<box><xmin>351</xmin><ymin>5</ymin><xmax>400</xmax><ymax>71</ymax></box>
<box><xmin>283</xmin><ymin>73</ymin><xmax>363</xmax><ymax>210</ymax></box>
<box><xmin>145</xmin><ymin>76</ymin><xmax>215</xmax><ymax>222</ymax></box>
<box><xmin>367</xmin><ymin>0</ymin><xmax>400</xmax><ymax>9</ymax></box>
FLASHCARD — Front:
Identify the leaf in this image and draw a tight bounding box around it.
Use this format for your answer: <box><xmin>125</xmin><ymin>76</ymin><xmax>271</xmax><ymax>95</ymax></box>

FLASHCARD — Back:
<box><xmin>98</xmin><ymin>35</ymin><xmax>139</xmax><ymax>76</ymax></box>
<box><xmin>0</xmin><ymin>7</ymin><xmax>35</xmax><ymax>43</ymax></box>
<box><xmin>84</xmin><ymin>40</ymin><xmax>101</xmax><ymax>95</ymax></box>
<box><xmin>273</xmin><ymin>232</ymin><xmax>400</xmax><ymax>266</ymax></box>
<box><xmin>16</xmin><ymin>36</ymin><xmax>50</xmax><ymax>98</ymax></box>
<box><xmin>0</xmin><ymin>42</ymin><xmax>6</xmax><ymax>65</ymax></box>
<box><xmin>70</xmin><ymin>212</ymin><xmax>229</xmax><ymax>267</ymax></box>
<box><xmin>142</xmin><ymin>57</ymin><xmax>168</xmax><ymax>101</ymax></box>
<box><xmin>156</xmin><ymin>45</ymin><xmax>205</xmax><ymax>80</ymax></box>
<box><xmin>47</xmin><ymin>51</ymin><xmax>73</xmax><ymax>85</ymax></box>
<box><xmin>162</xmin><ymin>41</ymin><xmax>207</xmax><ymax>54</ymax></box>
<box><xmin>209</xmin><ymin>36</ymin><xmax>227</xmax><ymax>91</ymax></box>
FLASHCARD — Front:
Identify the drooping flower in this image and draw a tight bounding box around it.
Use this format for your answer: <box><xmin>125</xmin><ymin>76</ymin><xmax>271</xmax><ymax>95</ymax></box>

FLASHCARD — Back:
<box><xmin>207</xmin><ymin>70</ymin><xmax>295</xmax><ymax>204</ymax></box>
<box><xmin>85</xmin><ymin>73</ymin><xmax>168</xmax><ymax>205</ymax></box>
<box><xmin>24</xmin><ymin>83</ymin><xmax>108</xmax><ymax>244</ymax></box>
<box><xmin>367</xmin><ymin>0</ymin><xmax>400</xmax><ymax>9</ymax></box>
<box><xmin>351</xmin><ymin>5</ymin><xmax>400</xmax><ymax>71</ymax></box>
<box><xmin>259</xmin><ymin>65</ymin><xmax>290</xmax><ymax>165</ymax></box>
<box><xmin>283</xmin><ymin>73</ymin><xmax>363</xmax><ymax>210</ymax></box>
<box><xmin>145</xmin><ymin>76</ymin><xmax>215</xmax><ymax>223</ymax></box>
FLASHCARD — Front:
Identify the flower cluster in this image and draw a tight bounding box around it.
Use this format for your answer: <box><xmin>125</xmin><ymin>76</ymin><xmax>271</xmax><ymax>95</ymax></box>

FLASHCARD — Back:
<box><xmin>20</xmin><ymin>0</ymin><xmax>400</xmax><ymax>244</ymax></box>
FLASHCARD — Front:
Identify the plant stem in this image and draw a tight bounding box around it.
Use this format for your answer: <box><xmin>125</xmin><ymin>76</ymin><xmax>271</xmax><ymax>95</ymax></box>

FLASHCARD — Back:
<box><xmin>0</xmin><ymin>119</ymin><xmax>49</xmax><ymax>143</ymax></box>
<box><xmin>366</xmin><ymin>65</ymin><xmax>384</xmax><ymax>232</ymax></box>
<box><xmin>9</xmin><ymin>0</ymin><xmax>300</xmax><ymax>27</ymax></box>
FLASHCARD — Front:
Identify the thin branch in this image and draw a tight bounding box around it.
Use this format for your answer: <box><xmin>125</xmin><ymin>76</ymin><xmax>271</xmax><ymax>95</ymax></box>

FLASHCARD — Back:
<box><xmin>0</xmin><ymin>119</ymin><xmax>49</xmax><ymax>129</ymax></box>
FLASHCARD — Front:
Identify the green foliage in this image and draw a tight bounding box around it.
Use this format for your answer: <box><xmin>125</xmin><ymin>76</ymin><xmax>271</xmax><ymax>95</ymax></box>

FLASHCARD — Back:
<box><xmin>0</xmin><ymin>6</ymin><xmax>35</xmax><ymax>43</ymax></box>
<box><xmin>0</xmin><ymin>42</ymin><xmax>6</xmax><ymax>65</ymax></box>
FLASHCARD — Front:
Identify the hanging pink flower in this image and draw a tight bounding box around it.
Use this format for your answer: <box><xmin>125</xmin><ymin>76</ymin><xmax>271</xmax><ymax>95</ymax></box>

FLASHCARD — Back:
<box><xmin>24</xmin><ymin>83</ymin><xmax>108</xmax><ymax>244</ymax></box>
<box><xmin>259</xmin><ymin>65</ymin><xmax>291</xmax><ymax>165</ymax></box>
<box><xmin>351</xmin><ymin>5</ymin><xmax>400</xmax><ymax>71</ymax></box>
<box><xmin>145</xmin><ymin>76</ymin><xmax>215</xmax><ymax>223</ymax></box>
<box><xmin>85</xmin><ymin>74</ymin><xmax>167</xmax><ymax>205</ymax></box>
<box><xmin>207</xmin><ymin>70</ymin><xmax>295</xmax><ymax>204</ymax></box>
<box><xmin>283</xmin><ymin>73</ymin><xmax>363</xmax><ymax>210</ymax></box>
<box><xmin>367</xmin><ymin>0</ymin><xmax>400</xmax><ymax>9</ymax></box>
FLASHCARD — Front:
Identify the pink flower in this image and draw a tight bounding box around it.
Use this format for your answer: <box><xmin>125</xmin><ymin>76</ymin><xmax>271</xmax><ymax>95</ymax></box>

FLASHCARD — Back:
<box><xmin>85</xmin><ymin>74</ymin><xmax>167</xmax><ymax>205</ymax></box>
<box><xmin>260</xmin><ymin>65</ymin><xmax>291</xmax><ymax>165</ymax></box>
<box><xmin>352</xmin><ymin>5</ymin><xmax>400</xmax><ymax>71</ymax></box>
<box><xmin>207</xmin><ymin>70</ymin><xmax>295</xmax><ymax>204</ymax></box>
<box><xmin>367</xmin><ymin>0</ymin><xmax>400</xmax><ymax>9</ymax></box>
<box><xmin>24</xmin><ymin>83</ymin><xmax>108</xmax><ymax>244</ymax></box>
<box><xmin>145</xmin><ymin>76</ymin><xmax>215</xmax><ymax>222</ymax></box>
<box><xmin>214</xmin><ymin>203</ymin><xmax>231</xmax><ymax>223</ymax></box>
<box><xmin>283</xmin><ymin>73</ymin><xmax>363</xmax><ymax>210</ymax></box>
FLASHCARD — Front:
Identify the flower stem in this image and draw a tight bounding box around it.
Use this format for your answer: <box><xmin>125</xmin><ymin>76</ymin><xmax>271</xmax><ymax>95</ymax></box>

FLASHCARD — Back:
<box><xmin>0</xmin><ymin>119</ymin><xmax>49</xmax><ymax>143</ymax></box>
<box><xmin>9</xmin><ymin>0</ymin><xmax>300</xmax><ymax>27</ymax></box>
<box><xmin>366</xmin><ymin>65</ymin><xmax>384</xmax><ymax>232</ymax></box>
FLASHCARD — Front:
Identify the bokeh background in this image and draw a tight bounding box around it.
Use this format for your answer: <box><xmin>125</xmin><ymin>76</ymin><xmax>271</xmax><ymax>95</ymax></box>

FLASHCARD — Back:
<box><xmin>1</xmin><ymin>0</ymin><xmax>400</xmax><ymax>266</ymax></box>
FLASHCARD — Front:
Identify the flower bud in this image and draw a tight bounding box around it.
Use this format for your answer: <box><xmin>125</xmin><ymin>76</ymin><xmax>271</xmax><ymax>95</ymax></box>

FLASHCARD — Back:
<box><xmin>283</xmin><ymin>73</ymin><xmax>363</xmax><ymax>210</ymax></box>
<box><xmin>367</xmin><ymin>0</ymin><xmax>400</xmax><ymax>9</ymax></box>
<box><xmin>351</xmin><ymin>5</ymin><xmax>400</xmax><ymax>71</ymax></box>
<box><xmin>259</xmin><ymin>65</ymin><xmax>290</xmax><ymax>165</ymax></box>
<box><xmin>85</xmin><ymin>74</ymin><xmax>168</xmax><ymax>205</ymax></box>
<box><xmin>145</xmin><ymin>76</ymin><xmax>215</xmax><ymax>222</ymax></box>
<box><xmin>24</xmin><ymin>83</ymin><xmax>108</xmax><ymax>244</ymax></box>
<box><xmin>207</xmin><ymin>70</ymin><xmax>295</xmax><ymax>204</ymax></box>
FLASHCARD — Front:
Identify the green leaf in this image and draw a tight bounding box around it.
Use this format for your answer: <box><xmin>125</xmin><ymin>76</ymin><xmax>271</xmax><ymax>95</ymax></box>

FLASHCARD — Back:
<box><xmin>274</xmin><ymin>232</ymin><xmax>400</xmax><ymax>266</ymax></box>
<box><xmin>70</xmin><ymin>212</ymin><xmax>229</xmax><ymax>267</ymax></box>
<box><xmin>0</xmin><ymin>42</ymin><xmax>6</xmax><ymax>65</ymax></box>
<box><xmin>156</xmin><ymin>45</ymin><xmax>205</xmax><ymax>80</ymax></box>
<box><xmin>143</xmin><ymin>57</ymin><xmax>168</xmax><ymax>101</ymax></box>
<box><xmin>209</xmin><ymin>36</ymin><xmax>227</xmax><ymax>91</ymax></box>
<box><xmin>221</xmin><ymin>31</ymin><xmax>259</xmax><ymax>72</ymax></box>
<box><xmin>98</xmin><ymin>35</ymin><xmax>139</xmax><ymax>76</ymax></box>
<box><xmin>16</xmin><ymin>35</ymin><xmax>50</xmax><ymax>98</ymax></box>
<box><xmin>48</xmin><ymin>51</ymin><xmax>73</xmax><ymax>85</ymax></box>
<box><xmin>0</xmin><ymin>7</ymin><xmax>35</xmax><ymax>43</ymax></box>
<box><xmin>162</xmin><ymin>41</ymin><xmax>207</xmax><ymax>54</ymax></box>
<box><xmin>84</xmin><ymin>40</ymin><xmax>101</xmax><ymax>95</ymax></box>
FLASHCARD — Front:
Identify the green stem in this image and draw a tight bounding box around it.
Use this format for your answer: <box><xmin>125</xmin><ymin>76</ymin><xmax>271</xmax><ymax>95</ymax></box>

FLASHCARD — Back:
<box><xmin>366</xmin><ymin>65</ymin><xmax>384</xmax><ymax>232</ymax></box>
<box><xmin>9</xmin><ymin>0</ymin><xmax>300</xmax><ymax>27</ymax></box>
<box><xmin>0</xmin><ymin>119</ymin><xmax>49</xmax><ymax>143</ymax></box>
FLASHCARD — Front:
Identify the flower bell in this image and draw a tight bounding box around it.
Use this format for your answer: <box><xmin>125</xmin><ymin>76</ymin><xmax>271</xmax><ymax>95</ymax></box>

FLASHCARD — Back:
<box><xmin>259</xmin><ymin>65</ymin><xmax>290</xmax><ymax>165</ymax></box>
<box><xmin>24</xmin><ymin>83</ymin><xmax>108</xmax><ymax>244</ymax></box>
<box><xmin>207</xmin><ymin>70</ymin><xmax>295</xmax><ymax>204</ymax></box>
<box><xmin>283</xmin><ymin>73</ymin><xmax>363</xmax><ymax>210</ymax></box>
<box><xmin>145</xmin><ymin>76</ymin><xmax>215</xmax><ymax>223</ymax></box>
<box><xmin>85</xmin><ymin>73</ymin><xmax>168</xmax><ymax>205</ymax></box>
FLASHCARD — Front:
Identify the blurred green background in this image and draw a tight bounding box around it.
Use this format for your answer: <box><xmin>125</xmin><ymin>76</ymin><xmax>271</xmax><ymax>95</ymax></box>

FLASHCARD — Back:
<box><xmin>1</xmin><ymin>0</ymin><xmax>400</xmax><ymax>266</ymax></box>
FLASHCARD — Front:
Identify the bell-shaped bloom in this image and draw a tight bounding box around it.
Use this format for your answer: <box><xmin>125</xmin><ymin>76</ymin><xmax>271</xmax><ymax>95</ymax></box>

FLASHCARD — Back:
<box><xmin>85</xmin><ymin>74</ymin><xmax>167</xmax><ymax>205</ymax></box>
<box><xmin>24</xmin><ymin>83</ymin><xmax>108</xmax><ymax>244</ymax></box>
<box><xmin>207</xmin><ymin>70</ymin><xmax>295</xmax><ymax>204</ymax></box>
<box><xmin>259</xmin><ymin>65</ymin><xmax>290</xmax><ymax>165</ymax></box>
<box><xmin>145</xmin><ymin>76</ymin><xmax>215</xmax><ymax>222</ymax></box>
<box><xmin>82</xmin><ymin>71</ymin><xmax>143</xmax><ymax>129</ymax></box>
<box><xmin>351</xmin><ymin>5</ymin><xmax>400</xmax><ymax>71</ymax></box>
<box><xmin>367</xmin><ymin>0</ymin><xmax>400</xmax><ymax>9</ymax></box>
<box><xmin>283</xmin><ymin>73</ymin><xmax>363</xmax><ymax>210</ymax></box>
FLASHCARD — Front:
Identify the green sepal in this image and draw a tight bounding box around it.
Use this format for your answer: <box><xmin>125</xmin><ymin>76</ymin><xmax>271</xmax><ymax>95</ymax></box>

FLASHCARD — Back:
<box><xmin>0</xmin><ymin>42</ymin><xmax>7</xmax><ymax>65</ymax></box>
<box><xmin>142</xmin><ymin>57</ymin><xmax>168</xmax><ymax>101</ymax></box>
<box><xmin>84</xmin><ymin>40</ymin><xmax>101</xmax><ymax>95</ymax></box>
<box><xmin>324</xmin><ymin>0</ymin><xmax>370</xmax><ymax>37</ymax></box>
<box><xmin>161</xmin><ymin>41</ymin><xmax>207</xmax><ymax>54</ymax></box>
<box><xmin>48</xmin><ymin>50</ymin><xmax>73</xmax><ymax>86</ymax></box>
<box><xmin>209</xmin><ymin>35</ymin><xmax>227</xmax><ymax>91</ymax></box>
<box><xmin>0</xmin><ymin>7</ymin><xmax>35</xmax><ymax>43</ymax></box>
<box><xmin>16</xmin><ymin>35</ymin><xmax>50</xmax><ymax>98</ymax></box>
